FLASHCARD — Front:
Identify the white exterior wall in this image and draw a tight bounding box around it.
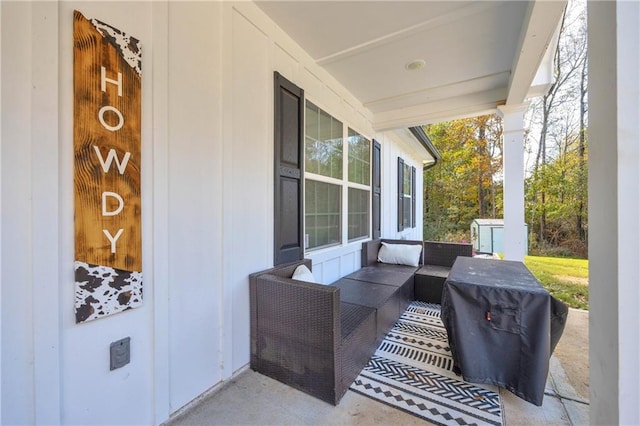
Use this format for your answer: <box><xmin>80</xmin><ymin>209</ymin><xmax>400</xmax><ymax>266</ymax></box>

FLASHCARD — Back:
<box><xmin>377</xmin><ymin>128</ymin><xmax>424</xmax><ymax>243</ymax></box>
<box><xmin>0</xmin><ymin>1</ymin><xmax>427</xmax><ymax>424</ymax></box>
<box><xmin>2</xmin><ymin>3</ymin><xmax>64</xmax><ymax>424</ymax></box>
<box><xmin>164</xmin><ymin>2</ymin><xmax>224</xmax><ymax>414</ymax></box>
<box><xmin>61</xmin><ymin>3</ymin><xmax>156</xmax><ymax>425</ymax></box>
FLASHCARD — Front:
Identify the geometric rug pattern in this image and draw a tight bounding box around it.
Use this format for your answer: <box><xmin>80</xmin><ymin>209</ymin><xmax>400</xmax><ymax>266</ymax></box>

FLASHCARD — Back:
<box><xmin>350</xmin><ymin>301</ymin><xmax>504</xmax><ymax>426</ymax></box>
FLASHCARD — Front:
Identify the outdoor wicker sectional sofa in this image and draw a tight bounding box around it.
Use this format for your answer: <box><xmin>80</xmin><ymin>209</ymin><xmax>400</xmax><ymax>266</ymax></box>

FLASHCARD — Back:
<box><xmin>249</xmin><ymin>238</ymin><xmax>471</xmax><ymax>405</ymax></box>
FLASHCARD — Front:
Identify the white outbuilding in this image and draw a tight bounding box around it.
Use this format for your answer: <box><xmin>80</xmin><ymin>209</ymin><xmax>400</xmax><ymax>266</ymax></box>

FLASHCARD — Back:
<box><xmin>471</xmin><ymin>219</ymin><xmax>528</xmax><ymax>255</ymax></box>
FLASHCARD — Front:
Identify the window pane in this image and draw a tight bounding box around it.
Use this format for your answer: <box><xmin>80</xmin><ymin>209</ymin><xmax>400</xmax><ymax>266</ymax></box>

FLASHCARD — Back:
<box><xmin>403</xmin><ymin>197</ymin><xmax>412</xmax><ymax>229</ymax></box>
<box><xmin>305</xmin><ymin>180</ymin><xmax>341</xmax><ymax>249</ymax></box>
<box><xmin>305</xmin><ymin>103</ymin><xmax>320</xmax><ymax>175</ymax></box>
<box><xmin>348</xmin><ymin>187</ymin><xmax>370</xmax><ymax>241</ymax></box>
<box><xmin>403</xmin><ymin>163</ymin><xmax>412</xmax><ymax>194</ymax></box>
<box><xmin>398</xmin><ymin>158</ymin><xmax>414</xmax><ymax>230</ymax></box>
<box><xmin>348</xmin><ymin>129</ymin><xmax>371</xmax><ymax>185</ymax></box>
<box><xmin>305</xmin><ymin>102</ymin><xmax>343</xmax><ymax>179</ymax></box>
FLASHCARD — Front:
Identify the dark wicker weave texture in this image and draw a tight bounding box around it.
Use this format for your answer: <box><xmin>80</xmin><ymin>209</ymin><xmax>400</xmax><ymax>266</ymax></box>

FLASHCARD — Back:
<box><xmin>415</xmin><ymin>241</ymin><xmax>473</xmax><ymax>303</ymax></box>
<box><xmin>250</xmin><ymin>239</ymin><xmax>425</xmax><ymax>405</ymax></box>
<box><xmin>423</xmin><ymin>241</ymin><xmax>473</xmax><ymax>267</ymax></box>
<box><xmin>250</xmin><ymin>259</ymin><xmax>376</xmax><ymax>405</ymax></box>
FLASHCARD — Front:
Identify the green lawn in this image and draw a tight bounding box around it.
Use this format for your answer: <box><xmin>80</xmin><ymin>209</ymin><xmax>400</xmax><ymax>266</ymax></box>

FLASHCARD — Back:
<box><xmin>524</xmin><ymin>255</ymin><xmax>589</xmax><ymax>310</ymax></box>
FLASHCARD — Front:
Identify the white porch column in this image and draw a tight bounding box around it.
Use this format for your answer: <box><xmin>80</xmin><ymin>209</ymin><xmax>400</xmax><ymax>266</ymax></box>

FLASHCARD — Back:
<box><xmin>588</xmin><ymin>1</ymin><xmax>640</xmax><ymax>424</ymax></box>
<box><xmin>0</xmin><ymin>2</ymin><xmax>3</xmax><ymax>422</ymax></box>
<box><xmin>497</xmin><ymin>103</ymin><xmax>528</xmax><ymax>262</ymax></box>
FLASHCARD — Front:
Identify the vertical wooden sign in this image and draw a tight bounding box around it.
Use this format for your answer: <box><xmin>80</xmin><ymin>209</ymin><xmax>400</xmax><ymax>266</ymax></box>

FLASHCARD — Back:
<box><xmin>73</xmin><ymin>10</ymin><xmax>142</xmax><ymax>323</ymax></box>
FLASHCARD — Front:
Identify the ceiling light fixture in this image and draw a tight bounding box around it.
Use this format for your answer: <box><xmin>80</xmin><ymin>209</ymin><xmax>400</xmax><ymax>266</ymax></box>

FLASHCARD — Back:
<box><xmin>405</xmin><ymin>59</ymin><xmax>426</xmax><ymax>71</ymax></box>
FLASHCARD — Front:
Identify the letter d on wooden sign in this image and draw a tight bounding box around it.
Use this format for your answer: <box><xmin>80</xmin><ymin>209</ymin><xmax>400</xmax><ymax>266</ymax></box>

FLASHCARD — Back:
<box><xmin>73</xmin><ymin>10</ymin><xmax>142</xmax><ymax>323</ymax></box>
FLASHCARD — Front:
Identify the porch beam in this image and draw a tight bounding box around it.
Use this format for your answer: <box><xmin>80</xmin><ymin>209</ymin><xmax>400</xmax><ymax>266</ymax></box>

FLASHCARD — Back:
<box><xmin>506</xmin><ymin>0</ymin><xmax>567</xmax><ymax>104</ymax></box>
<box><xmin>497</xmin><ymin>103</ymin><xmax>528</xmax><ymax>261</ymax></box>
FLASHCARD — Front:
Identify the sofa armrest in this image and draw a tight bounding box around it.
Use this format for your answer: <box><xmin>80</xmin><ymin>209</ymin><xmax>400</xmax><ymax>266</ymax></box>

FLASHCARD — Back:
<box><xmin>361</xmin><ymin>240</ymin><xmax>382</xmax><ymax>266</ymax></box>
<box><xmin>250</xmin><ymin>260</ymin><xmax>310</xmax><ymax>363</ymax></box>
<box><xmin>250</xmin><ymin>265</ymin><xmax>343</xmax><ymax>404</ymax></box>
<box><xmin>251</xmin><ymin>272</ymin><xmax>340</xmax><ymax>346</ymax></box>
<box><xmin>250</xmin><ymin>265</ymin><xmax>341</xmax><ymax>364</ymax></box>
<box><xmin>249</xmin><ymin>259</ymin><xmax>311</xmax><ymax>281</ymax></box>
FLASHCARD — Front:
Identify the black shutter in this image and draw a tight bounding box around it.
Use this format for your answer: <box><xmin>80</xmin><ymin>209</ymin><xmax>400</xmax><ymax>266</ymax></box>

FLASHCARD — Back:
<box><xmin>372</xmin><ymin>140</ymin><xmax>381</xmax><ymax>239</ymax></box>
<box><xmin>411</xmin><ymin>166</ymin><xmax>416</xmax><ymax>228</ymax></box>
<box><xmin>274</xmin><ymin>72</ymin><xmax>304</xmax><ymax>265</ymax></box>
<box><xmin>397</xmin><ymin>157</ymin><xmax>404</xmax><ymax>232</ymax></box>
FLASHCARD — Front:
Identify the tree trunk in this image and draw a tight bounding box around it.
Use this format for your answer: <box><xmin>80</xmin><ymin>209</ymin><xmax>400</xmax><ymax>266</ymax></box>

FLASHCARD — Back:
<box><xmin>477</xmin><ymin>124</ymin><xmax>486</xmax><ymax>217</ymax></box>
<box><xmin>536</xmin><ymin>97</ymin><xmax>550</xmax><ymax>244</ymax></box>
<box><xmin>577</xmin><ymin>55</ymin><xmax>587</xmax><ymax>242</ymax></box>
<box><xmin>491</xmin><ymin>181</ymin><xmax>496</xmax><ymax>218</ymax></box>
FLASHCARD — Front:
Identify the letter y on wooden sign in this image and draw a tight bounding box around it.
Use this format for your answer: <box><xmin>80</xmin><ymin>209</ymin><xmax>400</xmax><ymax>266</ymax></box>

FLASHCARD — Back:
<box><xmin>73</xmin><ymin>10</ymin><xmax>142</xmax><ymax>323</ymax></box>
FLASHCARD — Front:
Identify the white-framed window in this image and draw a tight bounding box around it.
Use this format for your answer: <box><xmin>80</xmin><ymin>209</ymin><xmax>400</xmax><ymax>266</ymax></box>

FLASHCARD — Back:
<box><xmin>304</xmin><ymin>101</ymin><xmax>371</xmax><ymax>250</ymax></box>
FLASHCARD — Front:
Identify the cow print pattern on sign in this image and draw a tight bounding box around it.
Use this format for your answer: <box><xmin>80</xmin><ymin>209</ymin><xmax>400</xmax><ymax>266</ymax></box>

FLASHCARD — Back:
<box><xmin>91</xmin><ymin>18</ymin><xmax>142</xmax><ymax>76</ymax></box>
<box><xmin>75</xmin><ymin>261</ymin><xmax>143</xmax><ymax>323</ymax></box>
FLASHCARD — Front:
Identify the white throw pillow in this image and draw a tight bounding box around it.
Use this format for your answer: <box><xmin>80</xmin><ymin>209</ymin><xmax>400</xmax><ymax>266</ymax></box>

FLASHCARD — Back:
<box><xmin>291</xmin><ymin>264</ymin><xmax>317</xmax><ymax>283</ymax></box>
<box><xmin>377</xmin><ymin>242</ymin><xmax>422</xmax><ymax>267</ymax></box>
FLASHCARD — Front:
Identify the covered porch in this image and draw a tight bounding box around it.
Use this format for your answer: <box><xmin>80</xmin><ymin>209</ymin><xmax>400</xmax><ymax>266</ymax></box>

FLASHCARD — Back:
<box><xmin>250</xmin><ymin>2</ymin><xmax>638</xmax><ymax>423</ymax></box>
<box><xmin>1</xmin><ymin>1</ymin><xmax>638</xmax><ymax>425</ymax></box>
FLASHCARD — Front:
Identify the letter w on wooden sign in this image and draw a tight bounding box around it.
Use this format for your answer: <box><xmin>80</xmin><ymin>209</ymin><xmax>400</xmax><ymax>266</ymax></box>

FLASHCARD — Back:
<box><xmin>73</xmin><ymin>10</ymin><xmax>142</xmax><ymax>323</ymax></box>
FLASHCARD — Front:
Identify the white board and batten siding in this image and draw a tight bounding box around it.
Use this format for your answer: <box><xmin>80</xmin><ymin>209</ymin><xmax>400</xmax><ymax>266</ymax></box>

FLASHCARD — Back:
<box><xmin>0</xmin><ymin>2</ymin><xmax>427</xmax><ymax>425</ymax></box>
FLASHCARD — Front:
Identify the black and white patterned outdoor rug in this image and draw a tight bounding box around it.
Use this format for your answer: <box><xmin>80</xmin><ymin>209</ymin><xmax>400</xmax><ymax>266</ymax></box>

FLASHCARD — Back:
<box><xmin>350</xmin><ymin>301</ymin><xmax>504</xmax><ymax>426</ymax></box>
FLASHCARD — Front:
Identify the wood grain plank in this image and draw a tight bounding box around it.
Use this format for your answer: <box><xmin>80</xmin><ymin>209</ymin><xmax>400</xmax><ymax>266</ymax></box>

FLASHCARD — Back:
<box><xmin>73</xmin><ymin>10</ymin><xmax>142</xmax><ymax>272</ymax></box>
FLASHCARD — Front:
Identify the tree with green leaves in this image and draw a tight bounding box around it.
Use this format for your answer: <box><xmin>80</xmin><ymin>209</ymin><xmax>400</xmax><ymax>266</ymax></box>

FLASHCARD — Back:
<box><xmin>424</xmin><ymin>0</ymin><xmax>588</xmax><ymax>258</ymax></box>
<box><xmin>423</xmin><ymin>115</ymin><xmax>503</xmax><ymax>242</ymax></box>
<box><xmin>525</xmin><ymin>0</ymin><xmax>587</xmax><ymax>256</ymax></box>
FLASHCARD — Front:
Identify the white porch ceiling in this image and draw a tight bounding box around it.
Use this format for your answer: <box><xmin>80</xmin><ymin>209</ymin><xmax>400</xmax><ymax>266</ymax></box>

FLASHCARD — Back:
<box><xmin>256</xmin><ymin>1</ymin><xmax>567</xmax><ymax>131</ymax></box>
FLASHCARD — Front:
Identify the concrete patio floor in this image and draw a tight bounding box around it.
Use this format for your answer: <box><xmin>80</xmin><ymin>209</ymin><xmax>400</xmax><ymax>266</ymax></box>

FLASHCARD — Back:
<box><xmin>164</xmin><ymin>308</ymin><xmax>589</xmax><ymax>426</ymax></box>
